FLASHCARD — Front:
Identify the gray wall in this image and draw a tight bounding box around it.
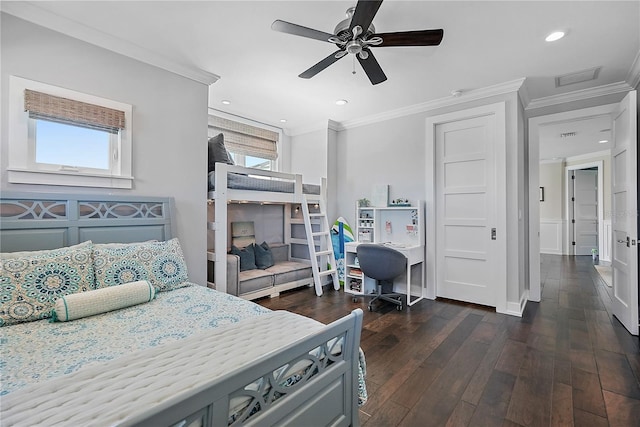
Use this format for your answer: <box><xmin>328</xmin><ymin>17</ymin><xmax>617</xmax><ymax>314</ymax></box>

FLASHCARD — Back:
<box><xmin>0</xmin><ymin>14</ymin><xmax>209</xmax><ymax>284</ymax></box>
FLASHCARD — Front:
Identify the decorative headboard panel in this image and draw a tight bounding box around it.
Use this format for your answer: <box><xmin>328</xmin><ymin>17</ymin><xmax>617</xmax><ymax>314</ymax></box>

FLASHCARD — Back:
<box><xmin>0</xmin><ymin>192</ymin><xmax>174</xmax><ymax>253</ymax></box>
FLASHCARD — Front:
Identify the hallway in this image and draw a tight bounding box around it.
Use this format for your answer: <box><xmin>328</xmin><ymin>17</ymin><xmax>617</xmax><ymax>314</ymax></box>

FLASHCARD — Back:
<box><xmin>258</xmin><ymin>255</ymin><xmax>640</xmax><ymax>426</ymax></box>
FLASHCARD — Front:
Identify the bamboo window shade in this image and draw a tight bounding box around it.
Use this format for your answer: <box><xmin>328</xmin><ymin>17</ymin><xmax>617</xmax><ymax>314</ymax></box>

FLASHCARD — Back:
<box><xmin>24</xmin><ymin>89</ymin><xmax>125</xmax><ymax>134</ymax></box>
<box><xmin>209</xmin><ymin>116</ymin><xmax>278</xmax><ymax>160</ymax></box>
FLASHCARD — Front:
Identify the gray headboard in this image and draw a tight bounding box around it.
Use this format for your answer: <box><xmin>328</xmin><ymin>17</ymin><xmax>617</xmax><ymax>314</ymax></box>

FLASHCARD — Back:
<box><xmin>0</xmin><ymin>192</ymin><xmax>174</xmax><ymax>253</ymax></box>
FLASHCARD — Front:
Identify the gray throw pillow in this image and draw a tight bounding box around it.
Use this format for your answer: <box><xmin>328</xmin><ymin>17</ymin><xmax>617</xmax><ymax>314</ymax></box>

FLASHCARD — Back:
<box><xmin>230</xmin><ymin>244</ymin><xmax>257</xmax><ymax>271</ymax></box>
<box><xmin>254</xmin><ymin>241</ymin><xmax>274</xmax><ymax>269</ymax></box>
<box><xmin>208</xmin><ymin>133</ymin><xmax>234</xmax><ymax>172</ymax></box>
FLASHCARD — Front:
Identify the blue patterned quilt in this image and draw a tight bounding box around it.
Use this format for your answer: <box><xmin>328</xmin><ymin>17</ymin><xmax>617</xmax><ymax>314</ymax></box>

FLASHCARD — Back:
<box><xmin>1</xmin><ymin>284</ymin><xmax>367</xmax><ymax>409</ymax></box>
<box><xmin>0</xmin><ymin>284</ymin><xmax>270</xmax><ymax>395</ymax></box>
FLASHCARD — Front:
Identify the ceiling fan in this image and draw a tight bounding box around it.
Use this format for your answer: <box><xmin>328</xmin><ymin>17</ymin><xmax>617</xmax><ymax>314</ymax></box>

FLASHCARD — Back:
<box><xmin>271</xmin><ymin>0</ymin><xmax>444</xmax><ymax>85</ymax></box>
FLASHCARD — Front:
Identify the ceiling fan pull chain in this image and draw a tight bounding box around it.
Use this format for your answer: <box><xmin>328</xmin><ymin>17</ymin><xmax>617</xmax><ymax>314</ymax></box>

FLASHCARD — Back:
<box><xmin>352</xmin><ymin>55</ymin><xmax>357</xmax><ymax>75</ymax></box>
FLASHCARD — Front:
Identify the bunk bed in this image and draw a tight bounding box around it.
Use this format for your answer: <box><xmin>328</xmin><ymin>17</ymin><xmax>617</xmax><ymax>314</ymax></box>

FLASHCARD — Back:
<box><xmin>208</xmin><ymin>163</ymin><xmax>339</xmax><ymax>297</ymax></box>
<box><xmin>0</xmin><ymin>192</ymin><xmax>365</xmax><ymax>427</ymax></box>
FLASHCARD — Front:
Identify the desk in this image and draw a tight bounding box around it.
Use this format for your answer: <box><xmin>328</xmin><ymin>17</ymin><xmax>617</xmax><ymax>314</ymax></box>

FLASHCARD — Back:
<box><xmin>344</xmin><ymin>241</ymin><xmax>425</xmax><ymax>306</ymax></box>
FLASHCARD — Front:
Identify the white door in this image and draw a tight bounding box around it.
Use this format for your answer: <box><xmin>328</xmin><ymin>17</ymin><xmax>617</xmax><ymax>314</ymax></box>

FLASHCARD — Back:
<box><xmin>573</xmin><ymin>169</ymin><xmax>598</xmax><ymax>255</ymax></box>
<box><xmin>611</xmin><ymin>90</ymin><xmax>638</xmax><ymax>336</ymax></box>
<box><xmin>434</xmin><ymin>111</ymin><xmax>504</xmax><ymax>307</ymax></box>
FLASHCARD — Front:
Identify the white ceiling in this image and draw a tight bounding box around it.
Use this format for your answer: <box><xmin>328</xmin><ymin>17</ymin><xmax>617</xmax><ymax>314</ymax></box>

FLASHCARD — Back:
<box><xmin>4</xmin><ymin>1</ymin><xmax>639</xmax><ymax>157</ymax></box>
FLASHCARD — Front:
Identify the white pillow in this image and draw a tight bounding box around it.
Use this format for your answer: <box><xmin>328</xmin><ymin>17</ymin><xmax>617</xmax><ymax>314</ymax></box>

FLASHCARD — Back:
<box><xmin>52</xmin><ymin>280</ymin><xmax>155</xmax><ymax>322</ymax></box>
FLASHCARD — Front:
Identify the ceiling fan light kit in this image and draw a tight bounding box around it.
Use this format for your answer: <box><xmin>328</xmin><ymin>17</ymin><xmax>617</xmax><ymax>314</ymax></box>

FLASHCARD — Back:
<box><xmin>271</xmin><ymin>0</ymin><xmax>444</xmax><ymax>85</ymax></box>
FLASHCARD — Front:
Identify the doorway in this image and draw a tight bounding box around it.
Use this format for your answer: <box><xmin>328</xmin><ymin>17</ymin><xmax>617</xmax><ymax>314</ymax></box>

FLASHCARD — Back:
<box><xmin>566</xmin><ymin>163</ymin><xmax>604</xmax><ymax>258</ymax></box>
<box><xmin>528</xmin><ymin>91</ymin><xmax>638</xmax><ymax>337</ymax></box>
<box><xmin>528</xmin><ymin>103</ymin><xmax>617</xmax><ymax>302</ymax></box>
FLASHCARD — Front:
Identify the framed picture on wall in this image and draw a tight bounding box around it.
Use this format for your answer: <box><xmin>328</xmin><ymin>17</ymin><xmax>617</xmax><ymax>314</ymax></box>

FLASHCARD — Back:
<box><xmin>539</xmin><ymin>187</ymin><xmax>545</xmax><ymax>202</ymax></box>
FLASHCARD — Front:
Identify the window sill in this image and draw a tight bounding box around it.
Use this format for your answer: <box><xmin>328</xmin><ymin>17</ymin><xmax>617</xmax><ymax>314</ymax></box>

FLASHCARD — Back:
<box><xmin>7</xmin><ymin>168</ymin><xmax>133</xmax><ymax>189</ymax></box>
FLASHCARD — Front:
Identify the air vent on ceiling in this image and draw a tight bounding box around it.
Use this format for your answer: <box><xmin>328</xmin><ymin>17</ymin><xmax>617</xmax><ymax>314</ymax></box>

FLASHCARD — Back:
<box><xmin>555</xmin><ymin>67</ymin><xmax>601</xmax><ymax>87</ymax></box>
<box><xmin>560</xmin><ymin>132</ymin><xmax>577</xmax><ymax>138</ymax></box>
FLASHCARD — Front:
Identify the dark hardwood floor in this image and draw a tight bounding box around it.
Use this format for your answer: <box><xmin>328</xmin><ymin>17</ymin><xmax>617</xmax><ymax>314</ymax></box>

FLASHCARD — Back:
<box><xmin>258</xmin><ymin>255</ymin><xmax>640</xmax><ymax>426</ymax></box>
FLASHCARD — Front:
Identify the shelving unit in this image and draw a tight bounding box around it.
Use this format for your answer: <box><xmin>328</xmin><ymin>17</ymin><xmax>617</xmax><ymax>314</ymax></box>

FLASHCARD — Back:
<box><xmin>345</xmin><ymin>201</ymin><xmax>425</xmax><ymax>306</ymax></box>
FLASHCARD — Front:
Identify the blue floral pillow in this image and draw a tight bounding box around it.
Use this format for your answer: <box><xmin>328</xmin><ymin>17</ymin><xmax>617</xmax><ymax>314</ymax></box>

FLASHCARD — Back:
<box><xmin>93</xmin><ymin>238</ymin><xmax>189</xmax><ymax>292</ymax></box>
<box><xmin>0</xmin><ymin>241</ymin><xmax>95</xmax><ymax>326</ymax></box>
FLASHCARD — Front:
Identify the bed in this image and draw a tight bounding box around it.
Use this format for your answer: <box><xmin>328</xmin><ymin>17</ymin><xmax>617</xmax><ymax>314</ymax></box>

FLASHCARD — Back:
<box><xmin>0</xmin><ymin>192</ymin><xmax>365</xmax><ymax>427</ymax></box>
<box><xmin>208</xmin><ymin>163</ymin><xmax>334</xmax><ymax>296</ymax></box>
<box><xmin>208</xmin><ymin>170</ymin><xmax>321</xmax><ymax>195</ymax></box>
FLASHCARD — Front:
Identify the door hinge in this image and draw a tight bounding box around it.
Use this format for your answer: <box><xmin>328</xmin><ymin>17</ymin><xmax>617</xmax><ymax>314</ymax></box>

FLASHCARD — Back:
<box><xmin>571</xmin><ymin>197</ymin><xmax>575</xmax><ymax>202</ymax></box>
<box><xmin>572</xmin><ymin>241</ymin><xmax>576</xmax><ymax>246</ymax></box>
<box><xmin>571</xmin><ymin>175</ymin><xmax>575</xmax><ymax>179</ymax></box>
<box><xmin>571</xmin><ymin>219</ymin><xmax>575</xmax><ymax>223</ymax></box>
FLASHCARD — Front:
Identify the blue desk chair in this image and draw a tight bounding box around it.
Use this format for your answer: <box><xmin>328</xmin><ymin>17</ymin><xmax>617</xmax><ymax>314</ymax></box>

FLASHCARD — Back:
<box><xmin>356</xmin><ymin>243</ymin><xmax>407</xmax><ymax>311</ymax></box>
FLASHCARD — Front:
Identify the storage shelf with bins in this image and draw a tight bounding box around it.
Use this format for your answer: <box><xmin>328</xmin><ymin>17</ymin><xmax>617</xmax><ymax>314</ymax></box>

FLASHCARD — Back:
<box><xmin>344</xmin><ymin>201</ymin><xmax>425</xmax><ymax>302</ymax></box>
<box><xmin>344</xmin><ymin>249</ymin><xmax>376</xmax><ymax>298</ymax></box>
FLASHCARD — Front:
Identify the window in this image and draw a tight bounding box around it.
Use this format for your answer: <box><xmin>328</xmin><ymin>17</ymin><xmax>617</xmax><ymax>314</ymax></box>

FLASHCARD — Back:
<box><xmin>33</xmin><ymin>120</ymin><xmax>111</xmax><ymax>170</ymax></box>
<box><xmin>208</xmin><ymin>113</ymin><xmax>280</xmax><ymax>171</ymax></box>
<box><xmin>8</xmin><ymin>76</ymin><xmax>133</xmax><ymax>189</ymax></box>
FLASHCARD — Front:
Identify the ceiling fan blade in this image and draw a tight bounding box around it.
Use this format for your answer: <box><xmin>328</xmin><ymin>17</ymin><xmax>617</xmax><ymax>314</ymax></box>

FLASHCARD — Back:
<box><xmin>349</xmin><ymin>0</ymin><xmax>383</xmax><ymax>34</ymax></box>
<box><xmin>371</xmin><ymin>29</ymin><xmax>444</xmax><ymax>47</ymax></box>
<box><xmin>357</xmin><ymin>49</ymin><xmax>387</xmax><ymax>85</ymax></box>
<box><xmin>299</xmin><ymin>50</ymin><xmax>346</xmax><ymax>79</ymax></box>
<box><xmin>271</xmin><ymin>20</ymin><xmax>334</xmax><ymax>43</ymax></box>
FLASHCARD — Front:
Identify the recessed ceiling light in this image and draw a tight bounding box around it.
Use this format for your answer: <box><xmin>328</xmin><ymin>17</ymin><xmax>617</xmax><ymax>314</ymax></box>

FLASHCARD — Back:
<box><xmin>280</xmin><ymin>119</ymin><xmax>287</xmax><ymax>123</ymax></box>
<box><xmin>221</xmin><ymin>100</ymin><xmax>231</xmax><ymax>105</ymax></box>
<box><xmin>599</xmin><ymin>140</ymin><xmax>609</xmax><ymax>144</ymax></box>
<box><xmin>335</xmin><ymin>99</ymin><xmax>348</xmax><ymax>106</ymax></box>
<box><xmin>545</xmin><ymin>31</ymin><xmax>565</xmax><ymax>42</ymax></box>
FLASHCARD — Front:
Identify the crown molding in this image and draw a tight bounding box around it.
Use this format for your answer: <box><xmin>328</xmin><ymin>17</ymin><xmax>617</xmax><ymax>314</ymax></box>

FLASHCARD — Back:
<box><xmin>336</xmin><ymin>78</ymin><xmax>526</xmax><ymax>131</ymax></box>
<box><xmin>525</xmin><ymin>81</ymin><xmax>632</xmax><ymax>111</ymax></box>
<box><xmin>540</xmin><ymin>158</ymin><xmax>565</xmax><ymax>165</ymax></box>
<box><xmin>565</xmin><ymin>149</ymin><xmax>611</xmax><ymax>163</ymax></box>
<box><xmin>627</xmin><ymin>49</ymin><xmax>640</xmax><ymax>90</ymax></box>
<box><xmin>327</xmin><ymin>120</ymin><xmax>341</xmax><ymax>132</ymax></box>
<box><xmin>286</xmin><ymin>120</ymin><xmax>332</xmax><ymax>137</ymax></box>
<box><xmin>1</xmin><ymin>2</ymin><xmax>220</xmax><ymax>86</ymax></box>
<box><xmin>518</xmin><ymin>81</ymin><xmax>532</xmax><ymax>109</ymax></box>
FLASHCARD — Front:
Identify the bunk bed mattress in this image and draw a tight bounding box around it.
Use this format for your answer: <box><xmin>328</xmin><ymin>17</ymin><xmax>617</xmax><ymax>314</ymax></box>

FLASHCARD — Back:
<box><xmin>208</xmin><ymin>171</ymin><xmax>321</xmax><ymax>194</ymax></box>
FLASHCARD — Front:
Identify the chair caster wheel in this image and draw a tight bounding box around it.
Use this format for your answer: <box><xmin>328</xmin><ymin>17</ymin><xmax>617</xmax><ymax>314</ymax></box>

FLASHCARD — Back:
<box><xmin>353</xmin><ymin>298</ymin><xmax>358</xmax><ymax>303</ymax></box>
<box><xmin>397</xmin><ymin>305</ymin><xmax>402</xmax><ymax>311</ymax></box>
<box><xmin>368</xmin><ymin>305</ymin><xmax>373</xmax><ymax>311</ymax></box>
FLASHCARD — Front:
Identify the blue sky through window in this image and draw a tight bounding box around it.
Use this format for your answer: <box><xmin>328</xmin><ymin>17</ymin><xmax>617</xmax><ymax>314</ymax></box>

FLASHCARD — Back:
<box><xmin>35</xmin><ymin>120</ymin><xmax>110</xmax><ymax>169</ymax></box>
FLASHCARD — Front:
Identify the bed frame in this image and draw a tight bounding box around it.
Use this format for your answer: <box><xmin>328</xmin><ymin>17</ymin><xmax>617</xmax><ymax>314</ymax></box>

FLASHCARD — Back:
<box><xmin>0</xmin><ymin>191</ymin><xmax>363</xmax><ymax>427</ymax></box>
<box><xmin>209</xmin><ymin>163</ymin><xmax>328</xmax><ymax>293</ymax></box>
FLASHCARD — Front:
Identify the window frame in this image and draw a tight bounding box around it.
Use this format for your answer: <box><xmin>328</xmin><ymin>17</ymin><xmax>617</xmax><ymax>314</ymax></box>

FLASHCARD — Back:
<box><xmin>208</xmin><ymin>109</ymin><xmax>282</xmax><ymax>172</ymax></box>
<box><xmin>8</xmin><ymin>76</ymin><xmax>133</xmax><ymax>189</ymax></box>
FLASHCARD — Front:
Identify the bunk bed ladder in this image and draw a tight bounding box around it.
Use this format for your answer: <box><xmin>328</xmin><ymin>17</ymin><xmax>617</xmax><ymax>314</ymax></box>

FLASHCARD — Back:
<box><xmin>301</xmin><ymin>195</ymin><xmax>340</xmax><ymax>296</ymax></box>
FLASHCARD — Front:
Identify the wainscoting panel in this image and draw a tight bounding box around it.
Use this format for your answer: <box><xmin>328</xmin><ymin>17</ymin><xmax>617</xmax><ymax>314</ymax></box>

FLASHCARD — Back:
<box><xmin>540</xmin><ymin>219</ymin><xmax>564</xmax><ymax>254</ymax></box>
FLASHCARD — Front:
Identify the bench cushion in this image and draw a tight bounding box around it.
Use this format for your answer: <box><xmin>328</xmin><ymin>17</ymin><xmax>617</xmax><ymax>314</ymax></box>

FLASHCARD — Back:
<box><xmin>237</xmin><ymin>269</ymin><xmax>274</xmax><ymax>295</ymax></box>
<box><xmin>266</xmin><ymin>261</ymin><xmax>312</xmax><ymax>286</ymax></box>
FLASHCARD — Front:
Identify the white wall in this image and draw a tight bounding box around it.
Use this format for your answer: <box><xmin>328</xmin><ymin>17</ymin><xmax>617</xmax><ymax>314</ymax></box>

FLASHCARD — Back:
<box><xmin>539</xmin><ymin>161</ymin><xmax>565</xmax><ymax>255</ymax></box>
<box><xmin>0</xmin><ymin>13</ymin><xmax>209</xmax><ymax>284</ymax></box>
<box><xmin>539</xmin><ymin>161</ymin><xmax>564</xmax><ymax>220</ymax></box>
<box><xmin>335</xmin><ymin>90</ymin><xmax>527</xmax><ymax>314</ymax></box>
<box><xmin>289</xmin><ymin>125</ymin><xmax>340</xmax><ymax>223</ymax></box>
<box><xmin>289</xmin><ymin>129</ymin><xmax>327</xmax><ymax>184</ymax></box>
<box><xmin>336</xmin><ymin>113</ymin><xmax>426</xmax><ymax>227</ymax></box>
